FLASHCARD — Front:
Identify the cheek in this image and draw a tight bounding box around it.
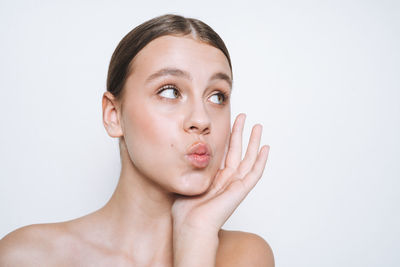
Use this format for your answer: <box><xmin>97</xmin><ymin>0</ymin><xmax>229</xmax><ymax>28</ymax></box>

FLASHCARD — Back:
<box><xmin>125</xmin><ymin>108</ymin><xmax>177</xmax><ymax>157</ymax></box>
<box><xmin>122</xmin><ymin>103</ymin><xmax>183</xmax><ymax>177</ymax></box>
<box><xmin>138</xmin><ymin>115</ymin><xmax>171</xmax><ymax>143</ymax></box>
<box><xmin>124</xmin><ymin>97</ymin><xmax>175</xmax><ymax>140</ymax></box>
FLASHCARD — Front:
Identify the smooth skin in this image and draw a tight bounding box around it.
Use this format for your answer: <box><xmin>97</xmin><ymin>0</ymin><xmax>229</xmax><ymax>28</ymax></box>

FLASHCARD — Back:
<box><xmin>0</xmin><ymin>35</ymin><xmax>274</xmax><ymax>266</ymax></box>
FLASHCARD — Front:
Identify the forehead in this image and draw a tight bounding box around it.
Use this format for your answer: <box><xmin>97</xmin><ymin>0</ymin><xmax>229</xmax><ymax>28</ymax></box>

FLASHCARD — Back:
<box><xmin>128</xmin><ymin>35</ymin><xmax>232</xmax><ymax>80</ymax></box>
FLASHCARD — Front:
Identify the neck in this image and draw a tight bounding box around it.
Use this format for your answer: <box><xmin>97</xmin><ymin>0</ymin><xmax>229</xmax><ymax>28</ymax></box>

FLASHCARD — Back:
<box><xmin>95</xmin><ymin>144</ymin><xmax>177</xmax><ymax>265</ymax></box>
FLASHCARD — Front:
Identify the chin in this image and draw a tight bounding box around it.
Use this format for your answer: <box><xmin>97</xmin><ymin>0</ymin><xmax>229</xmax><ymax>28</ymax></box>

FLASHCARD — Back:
<box><xmin>172</xmin><ymin>172</ymin><xmax>213</xmax><ymax>196</ymax></box>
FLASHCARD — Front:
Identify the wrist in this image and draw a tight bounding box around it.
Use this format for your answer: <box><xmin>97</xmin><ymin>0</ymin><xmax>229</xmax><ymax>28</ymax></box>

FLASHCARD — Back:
<box><xmin>173</xmin><ymin>228</ymin><xmax>219</xmax><ymax>267</ymax></box>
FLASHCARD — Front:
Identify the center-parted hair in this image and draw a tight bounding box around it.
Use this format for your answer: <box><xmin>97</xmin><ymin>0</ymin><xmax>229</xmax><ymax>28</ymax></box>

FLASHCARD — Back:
<box><xmin>106</xmin><ymin>14</ymin><xmax>232</xmax><ymax>105</ymax></box>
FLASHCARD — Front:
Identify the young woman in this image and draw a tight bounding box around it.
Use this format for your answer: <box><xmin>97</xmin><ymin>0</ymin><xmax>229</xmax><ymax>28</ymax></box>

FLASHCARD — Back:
<box><xmin>0</xmin><ymin>14</ymin><xmax>274</xmax><ymax>266</ymax></box>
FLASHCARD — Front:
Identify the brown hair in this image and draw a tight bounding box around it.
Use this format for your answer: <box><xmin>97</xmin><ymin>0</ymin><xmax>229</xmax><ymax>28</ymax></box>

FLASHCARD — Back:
<box><xmin>106</xmin><ymin>14</ymin><xmax>232</xmax><ymax>106</ymax></box>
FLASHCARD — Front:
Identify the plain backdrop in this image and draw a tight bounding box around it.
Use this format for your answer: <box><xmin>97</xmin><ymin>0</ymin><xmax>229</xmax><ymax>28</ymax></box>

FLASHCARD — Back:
<box><xmin>1</xmin><ymin>0</ymin><xmax>399</xmax><ymax>266</ymax></box>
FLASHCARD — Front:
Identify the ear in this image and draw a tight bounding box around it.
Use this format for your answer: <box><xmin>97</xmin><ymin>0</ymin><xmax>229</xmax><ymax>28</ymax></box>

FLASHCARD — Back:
<box><xmin>102</xmin><ymin>91</ymin><xmax>123</xmax><ymax>138</ymax></box>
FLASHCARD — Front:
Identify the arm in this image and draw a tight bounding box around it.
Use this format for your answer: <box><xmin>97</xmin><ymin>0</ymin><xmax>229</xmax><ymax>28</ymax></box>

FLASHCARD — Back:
<box><xmin>173</xmin><ymin>228</ymin><xmax>219</xmax><ymax>267</ymax></box>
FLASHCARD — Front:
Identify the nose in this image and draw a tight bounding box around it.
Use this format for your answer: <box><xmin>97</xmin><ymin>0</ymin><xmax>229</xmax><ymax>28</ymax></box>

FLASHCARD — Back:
<box><xmin>183</xmin><ymin>100</ymin><xmax>211</xmax><ymax>135</ymax></box>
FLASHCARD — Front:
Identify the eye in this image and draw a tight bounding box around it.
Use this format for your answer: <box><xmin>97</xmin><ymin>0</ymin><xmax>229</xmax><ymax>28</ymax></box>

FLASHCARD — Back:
<box><xmin>158</xmin><ymin>85</ymin><xmax>180</xmax><ymax>99</ymax></box>
<box><xmin>209</xmin><ymin>92</ymin><xmax>228</xmax><ymax>105</ymax></box>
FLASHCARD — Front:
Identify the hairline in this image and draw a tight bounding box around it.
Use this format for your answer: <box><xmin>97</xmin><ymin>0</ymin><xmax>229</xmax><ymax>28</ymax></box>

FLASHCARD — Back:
<box><xmin>126</xmin><ymin>33</ymin><xmax>233</xmax><ymax>79</ymax></box>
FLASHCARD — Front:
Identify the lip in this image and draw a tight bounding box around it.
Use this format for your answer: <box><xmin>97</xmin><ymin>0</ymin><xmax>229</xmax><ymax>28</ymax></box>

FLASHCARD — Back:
<box><xmin>185</xmin><ymin>142</ymin><xmax>212</xmax><ymax>169</ymax></box>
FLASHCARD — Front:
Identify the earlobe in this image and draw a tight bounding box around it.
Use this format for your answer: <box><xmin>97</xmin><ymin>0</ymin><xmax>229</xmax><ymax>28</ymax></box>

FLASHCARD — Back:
<box><xmin>102</xmin><ymin>92</ymin><xmax>123</xmax><ymax>138</ymax></box>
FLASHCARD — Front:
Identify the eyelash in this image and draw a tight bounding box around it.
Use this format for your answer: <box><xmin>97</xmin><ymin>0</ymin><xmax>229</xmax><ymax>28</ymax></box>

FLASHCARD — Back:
<box><xmin>157</xmin><ymin>84</ymin><xmax>180</xmax><ymax>99</ymax></box>
<box><xmin>157</xmin><ymin>84</ymin><xmax>229</xmax><ymax>105</ymax></box>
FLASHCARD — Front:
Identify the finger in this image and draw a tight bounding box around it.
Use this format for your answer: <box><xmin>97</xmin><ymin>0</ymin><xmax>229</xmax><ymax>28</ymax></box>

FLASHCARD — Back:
<box><xmin>206</xmin><ymin>168</ymin><xmax>226</xmax><ymax>195</ymax></box>
<box><xmin>209</xmin><ymin>168</ymin><xmax>241</xmax><ymax>196</ymax></box>
<box><xmin>214</xmin><ymin>122</ymin><xmax>260</xmax><ymax>195</ymax></box>
<box><xmin>242</xmin><ymin>145</ymin><xmax>270</xmax><ymax>190</ymax></box>
<box><xmin>224</xmin><ymin>113</ymin><xmax>246</xmax><ymax>170</ymax></box>
<box><xmin>213</xmin><ymin>114</ymin><xmax>246</xmax><ymax>195</ymax></box>
<box><xmin>237</xmin><ymin>124</ymin><xmax>263</xmax><ymax>178</ymax></box>
<box><xmin>207</xmin><ymin>176</ymin><xmax>248</xmax><ymax>223</ymax></box>
<box><xmin>207</xmin><ymin>146</ymin><xmax>270</xmax><ymax>224</ymax></box>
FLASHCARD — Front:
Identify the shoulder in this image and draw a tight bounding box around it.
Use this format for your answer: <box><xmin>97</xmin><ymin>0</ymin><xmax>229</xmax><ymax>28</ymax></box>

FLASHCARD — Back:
<box><xmin>216</xmin><ymin>229</ymin><xmax>275</xmax><ymax>267</ymax></box>
<box><xmin>0</xmin><ymin>223</ymin><xmax>71</xmax><ymax>266</ymax></box>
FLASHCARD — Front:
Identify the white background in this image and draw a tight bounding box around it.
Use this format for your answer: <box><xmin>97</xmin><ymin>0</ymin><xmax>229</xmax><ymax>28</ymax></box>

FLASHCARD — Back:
<box><xmin>1</xmin><ymin>0</ymin><xmax>399</xmax><ymax>266</ymax></box>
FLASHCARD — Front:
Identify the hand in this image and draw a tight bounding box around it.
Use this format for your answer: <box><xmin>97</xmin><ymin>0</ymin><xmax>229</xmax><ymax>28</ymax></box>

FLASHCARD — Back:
<box><xmin>172</xmin><ymin>113</ymin><xmax>270</xmax><ymax>235</ymax></box>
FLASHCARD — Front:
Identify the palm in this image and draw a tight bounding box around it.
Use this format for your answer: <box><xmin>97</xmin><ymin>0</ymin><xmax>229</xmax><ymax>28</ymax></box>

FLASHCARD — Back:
<box><xmin>172</xmin><ymin>113</ymin><xmax>270</xmax><ymax>234</ymax></box>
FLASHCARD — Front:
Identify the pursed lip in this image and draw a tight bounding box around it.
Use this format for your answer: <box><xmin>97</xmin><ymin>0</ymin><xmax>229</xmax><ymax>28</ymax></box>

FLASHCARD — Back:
<box><xmin>185</xmin><ymin>141</ymin><xmax>212</xmax><ymax>168</ymax></box>
<box><xmin>186</xmin><ymin>141</ymin><xmax>212</xmax><ymax>156</ymax></box>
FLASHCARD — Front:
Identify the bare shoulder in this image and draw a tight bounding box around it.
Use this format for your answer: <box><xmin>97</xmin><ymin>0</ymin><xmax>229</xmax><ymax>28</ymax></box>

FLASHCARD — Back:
<box><xmin>0</xmin><ymin>223</ymin><xmax>69</xmax><ymax>266</ymax></box>
<box><xmin>216</xmin><ymin>229</ymin><xmax>275</xmax><ymax>267</ymax></box>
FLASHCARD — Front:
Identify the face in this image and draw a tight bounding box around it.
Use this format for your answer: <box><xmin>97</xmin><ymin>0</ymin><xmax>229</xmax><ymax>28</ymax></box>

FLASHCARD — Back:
<box><xmin>119</xmin><ymin>35</ymin><xmax>232</xmax><ymax>196</ymax></box>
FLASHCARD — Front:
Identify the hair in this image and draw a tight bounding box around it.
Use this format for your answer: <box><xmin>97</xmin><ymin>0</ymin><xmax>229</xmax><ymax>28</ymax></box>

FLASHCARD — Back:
<box><xmin>106</xmin><ymin>14</ymin><xmax>232</xmax><ymax>106</ymax></box>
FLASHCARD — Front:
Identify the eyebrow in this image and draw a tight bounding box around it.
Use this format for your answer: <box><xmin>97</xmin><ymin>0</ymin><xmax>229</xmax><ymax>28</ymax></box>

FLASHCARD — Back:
<box><xmin>145</xmin><ymin>67</ymin><xmax>232</xmax><ymax>89</ymax></box>
<box><xmin>209</xmin><ymin>72</ymin><xmax>232</xmax><ymax>88</ymax></box>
